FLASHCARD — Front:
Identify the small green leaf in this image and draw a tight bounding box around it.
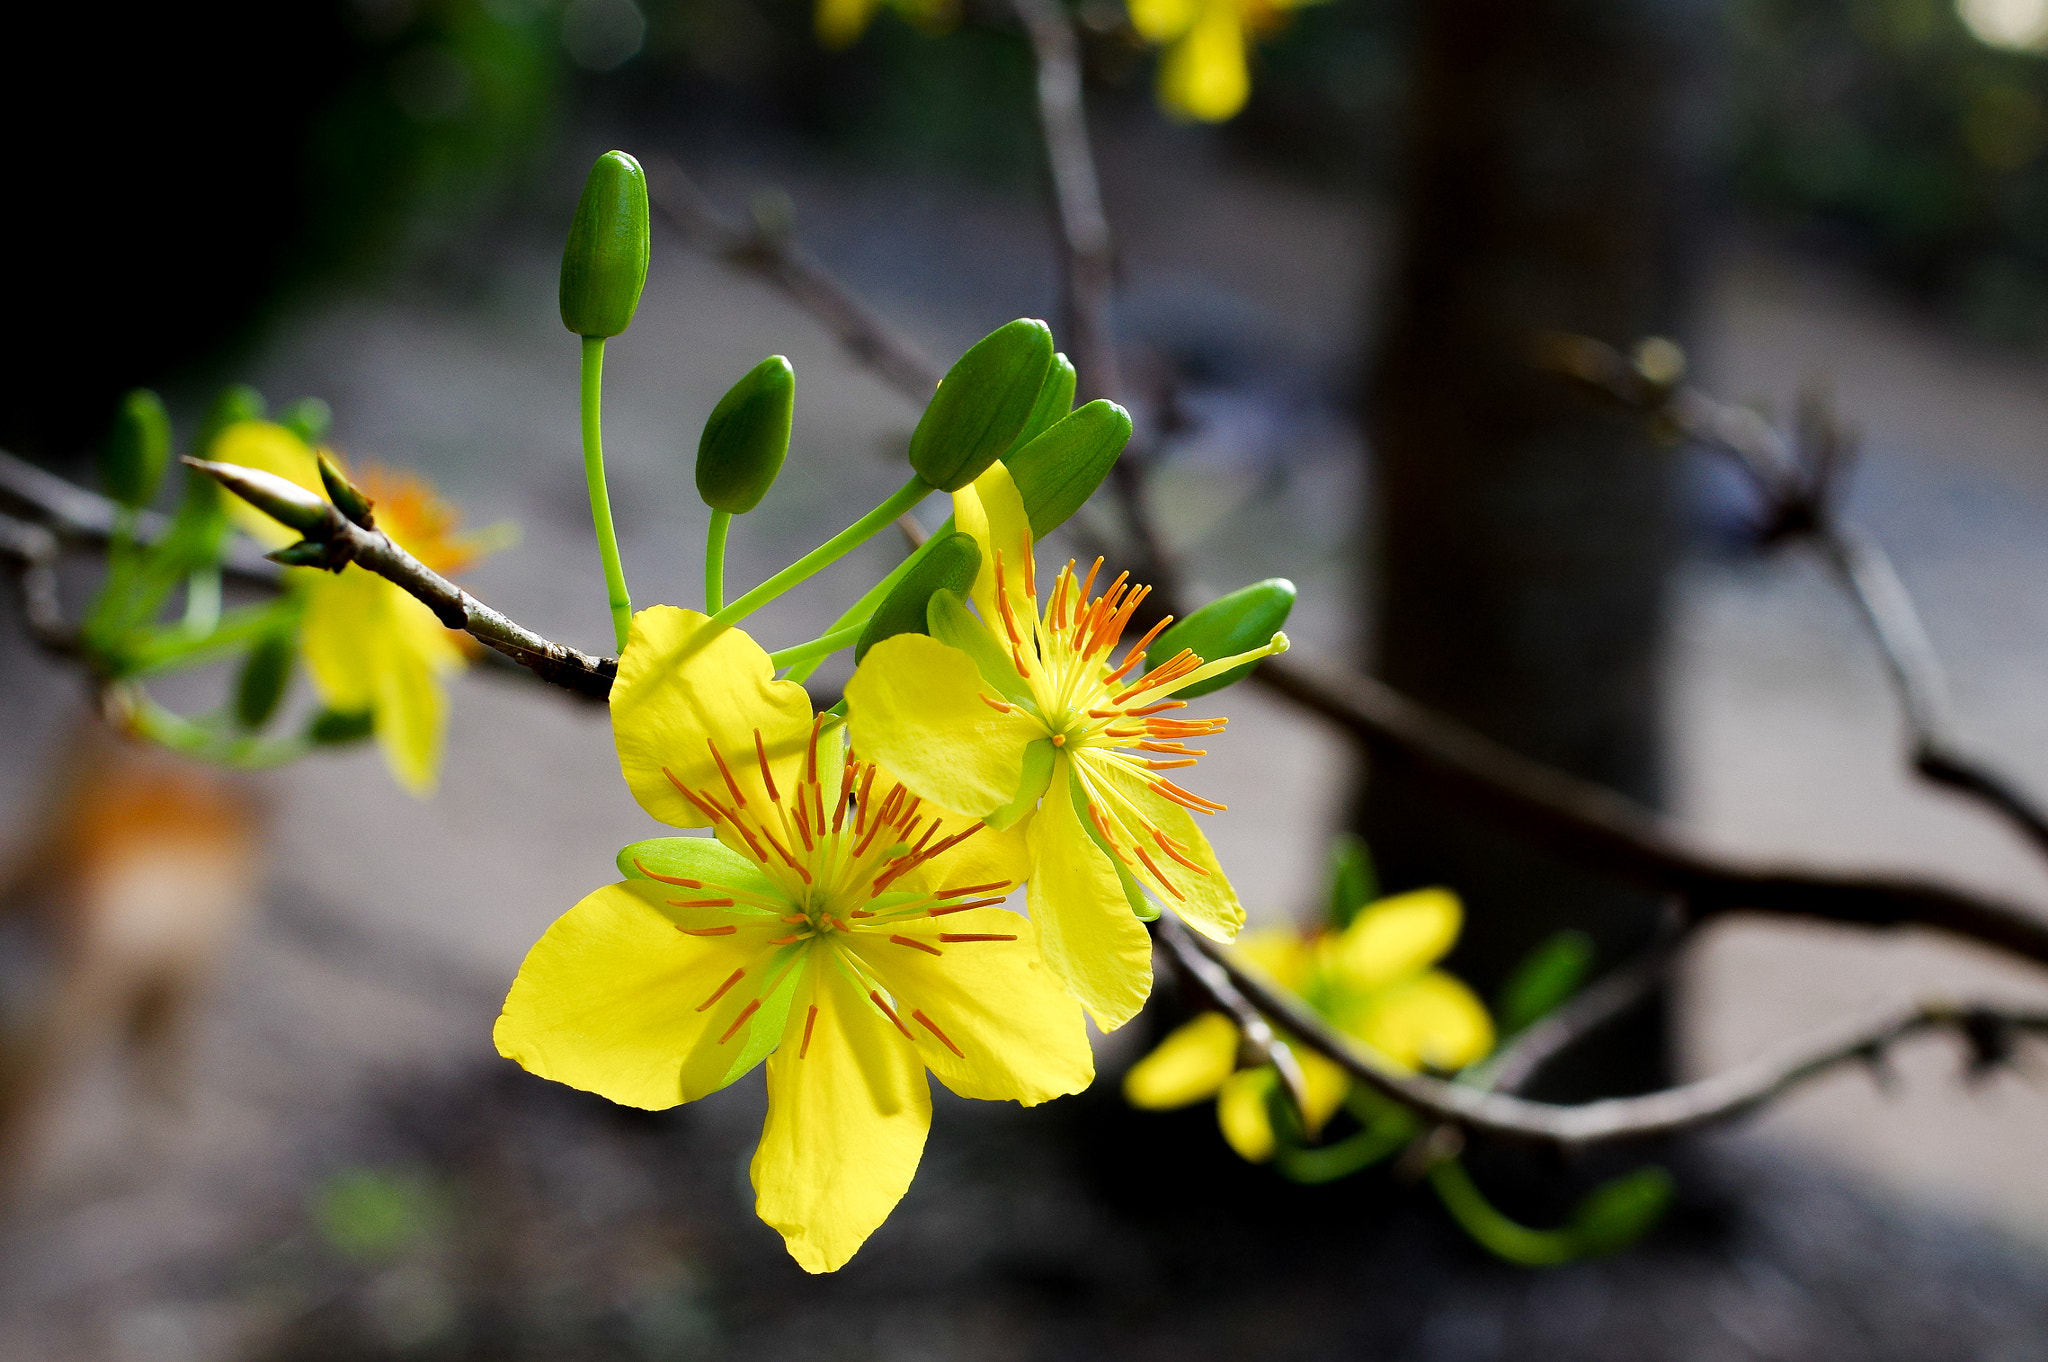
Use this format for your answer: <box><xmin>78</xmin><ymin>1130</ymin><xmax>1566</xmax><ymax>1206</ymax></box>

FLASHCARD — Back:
<box><xmin>1567</xmin><ymin>1166</ymin><xmax>1674</xmax><ymax>1256</ymax></box>
<box><xmin>1326</xmin><ymin>833</ymin><xmax>1378</xmax><ymax>930</ymax></box>
<box><xmin>1495</xmin><ymin>929</ymin><xmax>1595</xmax><ymax>1036</ymax></box>
<box><xmin>856</xmin><ymin>531</ymin><xmax>981</xmax><ymax>661</ymax></box>
<box><xmin>1005</xmin><ymin>399</ymin><xmax>1132</xmax><ymax>538</ymax></box>
<box><xmin>307</xmin><ymin>707</ymin><xmax>374</xmax><ymax>745</ymax></box>
<box><xmin>1147</xmin><ymin>578</ymin><xmax>1296</xmax><ymax>700</ymax></box>
<box><xmin>697</xmin><ymin>355</ymin><xmax>795</xmax><ymax>513</ymax></box>
<box><xmin>908</xmin><ymin>318</ymin><xmax>1055</xmax><ymax>491</ymax></box>
<box><xmin>1004</xmin><ymin>351</ymin><xmax>1076</xmax><ymax>457</ymax></box>
<box><xmin>103</xmin><ymin>389</ymin><xmax>172</xmax><ymax>509</ymax></box>
<box><xmin>559</xmin><ymin>150</ymin><xmax>651</xmax><ymax>339</ymax></box>
<box><xmin>233</xmin><ymin>629</ymin><xmax>298</xmax><ymax>731</ymax></box>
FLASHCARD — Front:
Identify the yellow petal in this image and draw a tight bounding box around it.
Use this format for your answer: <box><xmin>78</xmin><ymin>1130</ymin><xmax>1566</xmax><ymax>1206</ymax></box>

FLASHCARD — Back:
<box><xmin>612</xmin><ymin>606</ymin><xmax>816</xmax><ymax>831</ymax></box>
<box><xmin>1078</xmin><ymin>753</ymin><xmax>1244</xmax><ymax>944</ymax></box>
<box><xmin>815</xmin><ymin>0</ymin><xmax>879</xmax><ymax>45</ymax></box>
<box><xmin>1327</xmin><ymin>887</ymin><xmax>1462</xmax><ymax>993</ymax></box>
<box><xmin>302</xmin><ymin>568</ymin><xmax>464</xmax><ymax>797</ymax></box>
<box><xmin>1216</xmin><ymin>1066</ymin><xmax>1276</xmax><ymax>1161</ymax></box>
<box><xmin>494</xmin><ymin>881</ymin><xmax>795</xmax><ymax>1110</ymax></box>
<box><xmin>1345</xmin><ymin>971</ymin><xmax>1495</xmax><ymax>1074</ymax></box>
<box><xmin>1128</xmin><ymin>0</ymin><xmax>1198</xmax><ymax>41</ymax></box>
<box><xmin>1296</xmin><ymin>1050</ymin><xmax>1351</xmax><ymax>1135</ymax></box>
<box><xmin>1157</xmin><ymin>0</ymin><xmax>1249</xmax><ymax>123</ymax></box>
<box><xmin>1233</xmin><ymin>927</ymin><xmax>1313</xmax><ymax>993</ymax></box>
<box><xmin>212</xmin><ymin>420</ymin><xmax>321</xmax><ymax>548</ymax></box>
<box><xmin>1023</xmin><ymin>756</ymin><xmax>1155</xmax><ymax>1030</ymax></box>
<box><xmin>1122</xmin><ymin>1010</ymin><xmax>1238</xmax><ymax>1108</ymax></box>
<box><xmin>753</xmin><ymin>957</ymin><xmax>931</xmax><ymax>1273</ymax></box>
<box><xmin>849</xmin><ymin>909</ymin><xmax>1093</xmax><ymax>1104</ymax></box>
<box><xmin>950</xmin><ymin>460</ymin><xmax>1035</xmax><ymax>629</ymax></box>
<box><xmin>873</xmin><ymin>785</ymin><xmax>1031</xmax><ymax>901</ymax></box>
<box><xmin>846</xmin><ymin>633</ymin><xmax>1042</xmax><ymax>818</ymax></box>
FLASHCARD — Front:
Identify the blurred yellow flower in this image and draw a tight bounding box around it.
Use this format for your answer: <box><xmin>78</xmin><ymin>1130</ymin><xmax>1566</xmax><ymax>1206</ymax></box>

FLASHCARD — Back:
<box><xmin>1123</xmin><ymin>888</ymin><xmax>1494</xmax><ymax>1162</ymax></box>
<box><xmin>815</xmin><ymin>0</ymin><xmax>955</xmax><ymax>49</ymax></box>
<box><xmin>496</xmin><ymin>606</ymin><xmax>1093</xmax><ymax>1273</ymax></box>
<box><xmin>1127</xmin><ymin>0</ymin><xmax>1321</xmax><ymax>122</ymax></box>
<box><xmin>212</xmin><ymin>421</ymin><xmax>487</xmax><ymax>796</ymax></box>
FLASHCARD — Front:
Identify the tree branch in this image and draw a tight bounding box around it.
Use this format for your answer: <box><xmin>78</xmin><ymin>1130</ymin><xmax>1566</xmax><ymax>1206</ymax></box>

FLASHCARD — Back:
<box><xmin>1154</xmin><ymin>915</ymin><xmax>2048</xmax><ymax>1147</ymax></box>
<box><xmin>0</xmin><ymin>448</ymin><xmax>277</xmax><ymax>586</ymax></box>
<box><xmin>0</xmin><ymin>509</ymin><xmax>73</xmax><ymax>652</ymax></box>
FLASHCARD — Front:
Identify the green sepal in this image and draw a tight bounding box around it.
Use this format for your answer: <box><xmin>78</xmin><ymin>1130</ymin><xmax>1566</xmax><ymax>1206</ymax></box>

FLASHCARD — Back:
<box><xmin>983</xmin><ymin>738</ymin><xmax>1056</xmax><ymax>832</ymax></box>
<box><xmin>1068</xmin><ymin>764</ymin><xmax>1156</xmax><ymax>921</ymax></box>
<box><xmin>268</xmin><ymin>541</ymin><xmax>339</xmax><ymax>570</ymax></box>
<box><xmin>307</xmin><ymin>707</ymin><xmax>374</xmax><ymax>745</ymax></box>
<box><xmin>1148</xmin><ymin>577</ymin><xmax>1296</xmax><ymax>700</ymax></box>
<box><xmin>908</xmin><ymin>318</ymin><xmax>1055</xmax><ymax>491</ymax></box>
<box><xmin>1494</xmin><ymin>929</ymin><xmax>1595</xmax><ymax>1037</ymax></box>
<box><xmin>233</xmin><ymin>628</ymin><xmax>298</xmax><ymax>731</ymax></box>
<box><xmin>281</xmin><ymin>397</ymin><xmax>333</xmax><ymax>447</ymax></box>
<box><xmin>103</xmin><ymin>388</ymin><xmax>172</xmax><ymax>509</ymax></box>
<box><xmin>1005</xmin><ymin>399</ymin><xmax>1131</xmax><ymax>538</ymax></box>
<box><xmin>926</xmin><ymin>588</ymin><xmax>1034</xmax><ymax>706</ymax></box>
<box><xmin>1004</xmin><ymin>351</ymin><xmax>1076</xmax><ymax>458</ymax></box>
<box><xmin>1326</xmin><ymin>833</ymin><xmax>1378</xmax><ymax>931</ymax></box>
<box><xmin>1566</xmin><ymin>1166</ymin><xmax>1675</xmax><ymax>1256</ymax></box>
<box><xmin>856</xmin><ymin>531</ymin><xmax>981</xmax><ymax>661</ymax></box>
<box><xmin>559</xmin><ymin>150</ymin><xmax>651</xmax><ymax>339</ymax></box>
<box><xmin>318</xmin><ymin>451</ymin><xmax>376</xmax><ymax>529</ymax></box>
<box><xmin>616</xmin><ymin>835</ymin><xmax>782</xmax><ymax>907</ymax></box>
<box><xmin>696</xmin><ymin>355</ymin><xmax>795</xmax><ymax>513</ymax></box>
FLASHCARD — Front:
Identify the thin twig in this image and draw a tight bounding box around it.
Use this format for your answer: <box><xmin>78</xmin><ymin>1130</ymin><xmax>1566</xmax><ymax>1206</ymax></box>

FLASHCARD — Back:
<box><xmin>0</xmin><ymin>448</ymin><xmax>277</xmax><ymax>586</ymax></box>
<box><xmin>186</xmin><ymin>459</ymin><xmax>616</xmax><ymax>699</ymax></box>
<box><xmin>1469</xmin><ymin>938</ymin><xmax>1680</xmax><ymax>1096</ymax></box>
<box><xmin>1155</xmin><ymin>915</ymin><xmax>2048</xmax><ymax>1147</ymax></box>
<box><xmin>0</xmin><ymin>509</ymin><xmax>73</xmax><ymax>651</ymax></box>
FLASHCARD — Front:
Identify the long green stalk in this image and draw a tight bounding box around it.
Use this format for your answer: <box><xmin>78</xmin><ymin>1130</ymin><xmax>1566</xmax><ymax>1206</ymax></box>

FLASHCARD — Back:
<box><xmin>580</xmin><ymin>336</ymin><xmax>633</xmax><ymax>650</ymax></box>
<box><xmin>784</xmin><ymin>512</ymin><xmax>955</xmax><ymax>683</ymax></box>
<box><xmin>767</xmin><ymin>621</ymin><xmax>866</xmax><ymax>670</ymax></box>
<box><xmin>705</xmin><ymin>509</ymin><xmax>731</xmax><ymax>614</ymax></box>
<box><xmin>705</xmin><ymin>475</ymin><xmax>931</xmax><ymax>635</ymax></box>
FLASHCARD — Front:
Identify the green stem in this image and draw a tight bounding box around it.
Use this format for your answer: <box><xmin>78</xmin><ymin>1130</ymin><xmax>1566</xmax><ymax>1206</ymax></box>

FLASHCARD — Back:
<box><xmin>706</xmin><ymin>475</ymin><xmax>932</xmax><ymax>636</ymax></box>
<box><xmin>181</xmin><ymin>566</ymin><xmax>223</xmax><ymax>635</ymax></box>
<box><xmin>705</xmin><ymin>509</ymin><xmax>731</xmax><ymax>615</ymax></box>
<box><xmin>124</xmin><ymin>688</ymin><xmax>309</xmax><ymax>770</ymax></box>
<box><xmin>129</xmin><ymin>597</ymin><xmax>302</xmax><ymax>677</ymax></box>
<box><xmin>785</xmin><ymin>511</ymin><xmax>954</xmax><ymax>683</ymax></box>
<box><xmin>581</xmin><ymin>335</ymin><xmax>633</xmax><ymax>651</ymax></box>
<box><xmin>768</xmin><ymin>621</ymin><xmax>866</xmax><ymax>671</ymax></box>
<box><xmin>1426</xmin><ymin>1158</ymin><xmax>1579</xmax><ymax>1267</ymax></box>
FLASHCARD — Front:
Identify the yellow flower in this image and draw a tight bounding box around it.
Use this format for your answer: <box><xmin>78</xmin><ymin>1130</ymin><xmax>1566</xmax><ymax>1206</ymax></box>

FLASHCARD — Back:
<box><xmin>814</xmin><ymin>0</ymin><xmax>955</xmax><ymax>49</ymax></box>
<box><xmin>496</xmin><ymin>606</ymin><xmax>1094</xmax><ymax>1274</ymax></box>
<box><xmin>1126</xmin><ymin>0</ymin><xmax>1320</xmax><ymax>122</ymax></box>
<box><xmin>846</xmin><ymin>462</ymin><xmax>1285</xmax><ymax>1032</ymax></box>
<box><xmin>211</xmin><ymin>421</ymin><xmax>484</xmax><ymax>796</ymax></box>
<box><xmin>1123</xmin><ymin>888</ymin><xmax>1494</xmax><ymax>1162</ymax></box>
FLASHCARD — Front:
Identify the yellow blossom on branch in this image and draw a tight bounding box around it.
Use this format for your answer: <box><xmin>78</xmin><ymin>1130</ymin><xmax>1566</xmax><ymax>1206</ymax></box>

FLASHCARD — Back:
<box><xmin>1123</xmin><ymin>888</ymin><xmax>1494</xmax><ymax>1162</ymax></box>
<box><xmin>1126</xmin><ymin>0</ymin><xmax>1323</xmax><ymax>122</ymax></box>
<box><xmin>847</xmin><ymin>461</ymin><xmax>1286</xmax><ymax>1030</ymax></box>
<box><xmin>211</xmin><ymin>421</ymin><xmax>489</xmax><ymax>795</ymax></box>
<box><xmin>495</xmin><ymin>606</ymin><xmax>1093</xmax><ymax>1273</ymax></box>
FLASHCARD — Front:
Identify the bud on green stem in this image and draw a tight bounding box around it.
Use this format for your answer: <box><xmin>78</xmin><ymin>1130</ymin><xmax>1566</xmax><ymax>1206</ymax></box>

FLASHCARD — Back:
<box><xmin>1005</xmin><ymin>351</ymin><xmax>1076</xmax><ymax>458</ymax></box>
<box><xmin>560</xmin><ymin>150</ymin><xmax>651</xmax><ymax>339</ymax></box>
<box><xmin>234</xmin><ymin>628</ymin><xmax>298</xmax><ymax>731</ymax></box>
<box><xmin>1004</xmin><ymin>399</ymin><xmax>1130</xmax><ymax>538</ymax></box>
<box><xmin>103</xmin><ymin>389</ymin><xmax>172</xmax><ymax>508</ymax></box>
<box><xmin>908</xmin><ymin>318</ymin><xmax>1055</xmax><ymax>491</ymax></box>
<box><xmin>697</xmin><ymin>355</ymin><xmax>795</xmax><ymax>513</ymax></box>
<box><xmin>184</xmin><ymin>457</ymin><xmax>336</xmax><ymax>538</ymax></box>
<box><xmin>856</xmin><ymin>530</ymin><xmax>982</xmax><ymax>661</ymax></box>
<box><xmin>194</xmin><ymin>385</ymin><xmax>265</xmax><ymax>461</ymax></box>
<box><xmin>1148</xmin><ymin>577</ymin><xmax>1296</xmax><ymax>699</ymax></box>
<box><xmin>318</xmin><ymin>451</ymin><xmax>376</xmax><ymax>529</ymax></box>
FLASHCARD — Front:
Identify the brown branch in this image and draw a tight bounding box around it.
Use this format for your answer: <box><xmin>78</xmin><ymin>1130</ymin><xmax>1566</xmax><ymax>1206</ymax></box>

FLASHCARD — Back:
<box><xmin>185</xmin><ymin>459</ymin><xmax>617</xmax><ymax>700</ymax></box>
<box><xmin>1470</xmin><ymin>936</ymin><xmax>1678</xmax><ymax>1096</ymax></box>
<box><xmin>0</xmin><ymin>447</ymin><xmax>277</xmax><ymax>586</ymax></box>
<box><xmin>1155</xmin><ymin>915</ymin><xmax>2048</xmax><ymax>1147</ymax></box>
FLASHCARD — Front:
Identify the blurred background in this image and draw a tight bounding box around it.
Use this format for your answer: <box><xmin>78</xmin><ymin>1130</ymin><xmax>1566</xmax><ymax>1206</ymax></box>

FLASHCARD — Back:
<box><xmin>6</xmin><ymin>0</ymin><xmax>2048</xmax><ymax>1356</ymax></box>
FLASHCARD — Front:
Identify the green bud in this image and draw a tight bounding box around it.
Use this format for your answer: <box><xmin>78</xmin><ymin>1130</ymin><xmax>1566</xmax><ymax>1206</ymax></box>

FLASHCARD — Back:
<box><xmin>696</xmin><ymin>355</ymin><xmax>795</xmax><ymax>513</ymax></box>
<box><xmin>559</xmin><ymin>150</ymin><xmax>651</xmax><ymax>338</ymax></box>
<box><xmin>1004</xmin><ymin>351</ymin><xmax>1076</xmax><ymax>458</ymax></box>
<box><xmin>907</xmin><ymin>319</ymin><xmax>1055</xmax><ymax>491</ymax></box>
<box><xmin>1326</xmin><ymin>833</ymin><xmax>1378</xmax><ymax>931</ymax></box>
<box><xmin>307</xmin><ymin>707</ymin><xmax>374</xmax><ymax>745</ymax></box>
<box><xmin>268</xmin><ymin>541</ymin><xmax>336</xmax><ymax>569</ymax></box>
<box><xmin>1494</xmin><ymin>929</ymin><xmax>1595</xmax><ymax>1036</ymax></box>
<box><xmin>185</xmin><ymin>457</ymin><xmax>335</xmax><ymax>538</ymax></box>
<box><xmin>318</xmin><ymin>451</ymin><xmax>376</xmax><ymax>529</ymax></box>
<box><xmin>1148</xmin><ymin>577</ymin><xmax>1295</xmax><ymax>700</ymax></box>
<box><xmin>1567</xmin><ymin>1167</ymin><xmax>1674</xmax><ymax>1256</ymax></box>
<box><xmin>233</xmin><ymin>628</ymin><xmax>298</xmax><ymax>731</ymax></box>
<box><xmin>855</xmin><ymin>531</ymin><xmax>981</xmax><ymax>661</ymax></box>
<box><xmin>281</xmin><ymin>397</ymin><xmax>333</xmax><ymax>446</ymax></box>
<box><xmin>102</xmin><ymin>388</ymin><xmax>172</xmax><ymax>508</ymax></box>
<box><xmin>1004</xmin><ymin>399</ymin><xmax>1131</xmax><ymax>538</ymax></box>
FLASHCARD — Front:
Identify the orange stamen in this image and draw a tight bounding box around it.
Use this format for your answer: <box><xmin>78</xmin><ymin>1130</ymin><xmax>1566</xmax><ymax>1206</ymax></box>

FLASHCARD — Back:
<box><xmin>870</xmin><ymin>990</ymin><xmax>915</xmax><ymax>1039</ymax></box>
<box><xmin>633</xmin><ymin>859</ymin><xmax>700</xmax><ymax>888</ymax></box>
<box><xmin>800</xmin><ymin>1005</ymin><xmax>819</xmax><ymax>1058</ymax></box>
<box><xmin>1154</xmin><ymin>830</ymin><xmax>1210</xmax><ymax>875</ymax></box>
<box><xmin>697</xmin><ymin>968</ymin><xmax>745</xmax><ymax>1012</ymax></box>
<box><xmin>937</xmin><ymin>933</ymin><xmax>1017</xmax><ymax>943</ymax></box>
<box><xmin>669</xmin><ymin>898</ymin><xmax>736</xmax><ymax>908</ymax></box>
<box><xmin>718</xmin><ymin>998</ymin><xmax>761</xmax><ymax>1043</ymax></box>
<box><xmin>939</xmin><ymin>881</ymin><xmax>1010</xmax><ymax>899</ymax></box>
<box><xmin>677</xmin><ymin>926</ymin><xmax>738</xmax><ymax>937</ymax></box>
<box><xmin>1150</xmin><ymin>778</ymin><xmax>1228</xmax><ymax>813</ymax></box>
<box><xmin>980</xmin><ymin>693</ymin><xmax>1014</xmax><ymax>713</ymax></box>
<box><xmin>930</xmin><ymin>896</ymin><xmax>1008</xmax><ymax>915</ymax></box>
<box><xmin>707</xmin><ymin>739</ymin><xmax>749</xmax><ymax>808</ymax></box>
<box><xmin>913</xmin><ymin>1009</ymin><xmax>965</xmax><ymax>1058</ymax></box>
<box><xmin>754</xmin><ymin>728</ymin><xmax>779</xmax><ymax>802</ymax></box>
<box><xmin>1134</xmin><ymin>846</ymin><xmax>1184</xmax><ymax>900</ymax></box>
<box><xmin>890</xmin><ymin>934</ymin><xmax>943</xmax><ymax>956</ymax></box>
